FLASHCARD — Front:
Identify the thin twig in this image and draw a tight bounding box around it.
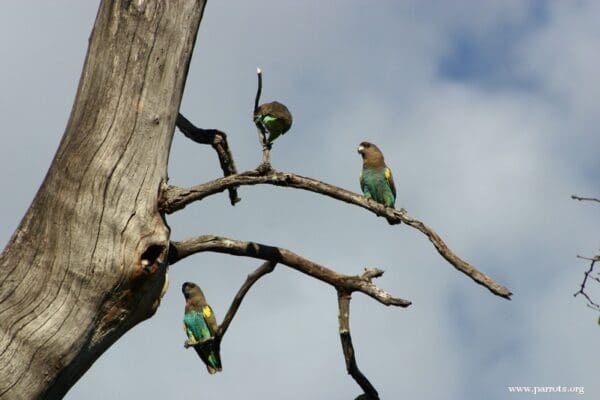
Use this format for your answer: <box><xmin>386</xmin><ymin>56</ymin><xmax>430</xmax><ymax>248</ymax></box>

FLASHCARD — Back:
<box><xmin>253</xmin><ymin>67</ymin><xmax>272</xmax><ymax>171</ymax></box>
<box><xmin>338</xmin><ymin>290</ymin><xmax>379</xmax><ymax>400</ymax></box>
<box><xmin>216</xmin><ymin>260</ymin><xmax>277</xmax><ymax>341</ymax></box>
<box><xmin>577</xmin><ymin>255</ymin><xmax>600</xmax><ymax>261</ymax></box>
<box><xmin>168</xmin><ymin>235</ymin><xmax>411</xmax><ymax>307</ymax></box>
<box><xmin>176</xmin><ymin>113</ymin><xmax>240</xmax><ymax>205</ymax></box>
<box><xmin>160</xmin><ymin>170</ymin><xmax>512</xmax><ymax>300</ymax></box>
<box><xmin>574</xmin><ymin>256</ymin><xmax>600</xmax><ymax>310</ymax></box>
<box><xmin>571</xmin><ymin>195</ymin><xmax>600</xmax><ymax>203</ymax></box>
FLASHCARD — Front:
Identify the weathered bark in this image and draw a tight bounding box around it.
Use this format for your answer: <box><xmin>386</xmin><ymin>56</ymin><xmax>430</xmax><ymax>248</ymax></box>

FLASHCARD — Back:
<box><xmin>0</xmin><ymin>1</ymin><xmax>206</xmax><ymax>398</ymax></box>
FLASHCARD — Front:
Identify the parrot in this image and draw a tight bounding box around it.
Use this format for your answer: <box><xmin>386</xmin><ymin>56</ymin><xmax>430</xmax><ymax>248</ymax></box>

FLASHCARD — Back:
<box><xmin>254</xmin><ymin>101</ymin><xmax>293</xmax><ymax>144</ymax></box>
<box><xmin>357</xmin><ymin>141</ymin><xmax>396</xmax><ymax>208</ymax></box>
<box><xmin>182</xmin><ymin>282</ymin><xmax>222</xmax><ymax>374</ymax></box>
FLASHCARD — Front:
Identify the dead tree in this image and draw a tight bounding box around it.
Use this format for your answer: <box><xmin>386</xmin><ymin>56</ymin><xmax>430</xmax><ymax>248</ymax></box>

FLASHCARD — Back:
<box><xmin>0</xmin><ymin>1</ymin><xmax>512</xmax><ymax>399</ymax></box>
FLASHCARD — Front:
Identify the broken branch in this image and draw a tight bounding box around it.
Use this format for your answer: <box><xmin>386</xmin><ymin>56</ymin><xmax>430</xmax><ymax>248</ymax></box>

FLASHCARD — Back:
<box><xmin>176</xmin><ymin>113</ymin><xmax>240</xmax><ymax>205</ymax></box>
<box><xmin>338</xmin><ymin>290</ymin><xmax>380</xmax><ymax>399</ymax></box>
<box><xmin>253</xmin><ymin>67</ymin><xmax>272</xmax><ymax>170</ymax></box>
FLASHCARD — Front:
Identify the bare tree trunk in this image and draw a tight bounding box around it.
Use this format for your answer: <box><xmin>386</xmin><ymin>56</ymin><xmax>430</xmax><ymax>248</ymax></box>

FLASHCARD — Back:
<box><xmin>0</xmin><ymin>1</ymin><xmax>206</xmax><ymax>398</ymax></box>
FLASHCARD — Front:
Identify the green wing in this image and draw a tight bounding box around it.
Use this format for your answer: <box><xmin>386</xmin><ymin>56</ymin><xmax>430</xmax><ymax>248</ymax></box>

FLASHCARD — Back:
<box><xmin>184</xmin><ymin>310</ymin><xmax>211</xmax><ymax>343</ymax></box>
<box><xmin>359</xmin><ymin>172</ymin><xmax>372</xmax><ymax>198</ymax></box>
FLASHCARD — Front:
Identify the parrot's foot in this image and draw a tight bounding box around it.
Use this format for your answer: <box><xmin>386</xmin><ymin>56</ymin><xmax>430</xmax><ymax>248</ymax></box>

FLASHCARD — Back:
<box><xmin>385</xmin><ymin>207</ymin><xmax>404</xmax><ymax>225</ymax></box>
<box><xmin>184</xmin><ymin>337</ymin><xmax>215</xmax><ymax>349</ymax></box>
<box><xmin>386</xmin><ymin>216</ymin><xmax>401</xmax><ymax>225</ymax></box>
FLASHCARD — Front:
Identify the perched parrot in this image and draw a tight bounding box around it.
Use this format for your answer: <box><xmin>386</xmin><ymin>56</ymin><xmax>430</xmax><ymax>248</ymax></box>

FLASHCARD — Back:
<box><xmin>357</xmin><ymin>141</ymin><xmax>396</xmax><ymax>208</ymax></box>
<box><xmin>182</xmin><ymin>282</ymin><xmax>222</xmax><ymax>374</ymax></box>
<box><xmin>254</xmin><ymin>101</ymin><xmax>293</xmax><ymax>144</ymax></box>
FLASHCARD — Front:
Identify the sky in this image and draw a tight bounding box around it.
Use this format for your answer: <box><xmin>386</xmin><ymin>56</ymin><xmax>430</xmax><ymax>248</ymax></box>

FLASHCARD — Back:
<box><xmin>1</xmin><ymin>1</ymin><xmax>599</xmax><ymax>399</ymax></box>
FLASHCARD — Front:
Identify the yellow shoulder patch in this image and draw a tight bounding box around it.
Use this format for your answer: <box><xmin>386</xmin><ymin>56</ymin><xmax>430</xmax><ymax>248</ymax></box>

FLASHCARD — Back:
<box><xmin>202</xmin><ymin>305</ymin><xmax>212</xmax><ymax>319</ymax></box>
<box><xmin>384</xmin><ymin>168</ymin><xmax>392</xmax><ymax>179</ymax></box>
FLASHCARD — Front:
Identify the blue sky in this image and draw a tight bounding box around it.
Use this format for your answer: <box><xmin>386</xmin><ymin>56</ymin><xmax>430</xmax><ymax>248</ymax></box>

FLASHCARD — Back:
<box><xmin>1</xmin><ymin>1</ymin><xmax>599</xmax><ymax>399</ymax></box>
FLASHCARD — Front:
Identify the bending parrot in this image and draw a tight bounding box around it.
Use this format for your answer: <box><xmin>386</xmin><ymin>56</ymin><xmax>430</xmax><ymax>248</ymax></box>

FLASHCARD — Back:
<box><xmin>357</xmin><ymin>141</ymin><xmax>396</xmax><ymax>208</ymax></box>
<box><xmin>182</xmin><ymin>282</ymin><xmax>222</xmax><ymax>374</ymax></box>
<box><xmin>254</xmin><ymin>101</ymin><xmax>293</xmax><ymax>144</ymax></box>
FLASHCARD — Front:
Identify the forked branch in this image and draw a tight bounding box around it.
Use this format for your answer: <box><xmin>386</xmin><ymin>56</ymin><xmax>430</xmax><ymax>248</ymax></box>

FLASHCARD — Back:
<box><xmin>572</xmin><ymin>195</ymin><xmax>600</xmax><ymax>312</ymax></box>
<box><xmin>161</xmin><ymin>171</ymin><xmax>512</xmax><ymax>300</ymax></box>
<box><xmin>168</xmin><ymin>235</ymin><xmax>411</xmax><ymax>307</ymax></box>
<box><xmin>574</xmin><ymin>255</ymin><xmax>600</xmax><ymax>311</ymax></box>
<box><xmin>170</xmin><ymin>237</ymin><xmax>406</xmax><ymax>397</ymax></box>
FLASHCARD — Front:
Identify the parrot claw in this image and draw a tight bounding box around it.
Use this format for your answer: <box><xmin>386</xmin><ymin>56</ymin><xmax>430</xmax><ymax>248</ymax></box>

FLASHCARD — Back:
<box><xmin>256</xmin><ymin>161</ymin><xmax>273</xmax><ymax>174</ymax></box>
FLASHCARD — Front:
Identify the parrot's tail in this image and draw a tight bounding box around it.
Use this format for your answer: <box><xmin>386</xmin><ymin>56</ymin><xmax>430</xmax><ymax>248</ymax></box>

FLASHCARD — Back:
<box><xmin>207</xmin><ymin>350</ymin><xmax>222</xmax><ymax>373</ymax></box>
<box><xmin>195</xmin><ymin>345</ymin><xmax>223</xmax><ymax>374</ymax></box>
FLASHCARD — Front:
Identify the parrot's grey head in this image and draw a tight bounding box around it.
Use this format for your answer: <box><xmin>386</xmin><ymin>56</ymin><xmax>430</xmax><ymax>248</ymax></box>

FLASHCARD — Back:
<box><xmin>357</xmin><ymin>141</ymin><xmax>373</xmax><ymax>155</ymax></box>
<box><xmin>182</xmin><ymin>281</ymin><xmax>206</xmax><ymax>301</ymax></box>
<box><xmin>358</xmin><ymin>141</ymin><xmax>381</xmax><ymax>157</ymax></box>
<box><xmin>358</xmin><ymin>141</ymin><xmax>385</xmax><ymax>166</ymax></box>
<box><xmin>182</xmin><ymin>282</ymin><xmax>197</xmax><ymax>298</ymax></box>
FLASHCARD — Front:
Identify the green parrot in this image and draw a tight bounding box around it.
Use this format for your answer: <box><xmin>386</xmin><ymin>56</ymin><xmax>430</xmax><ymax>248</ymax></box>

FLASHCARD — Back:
<box><xmin>357</xmin><ymin>141</ymin><xmax>396</xmax><ymax>208</ymax></box>
<box><xmin>254</xmin><ymin>101</ymin><xmax>293</xmax><ymax>144</ymax></box>
<box><xmin>182</xmin><ymin>282</ymin><xmax>222</xmax><ymax>374</ymax></box>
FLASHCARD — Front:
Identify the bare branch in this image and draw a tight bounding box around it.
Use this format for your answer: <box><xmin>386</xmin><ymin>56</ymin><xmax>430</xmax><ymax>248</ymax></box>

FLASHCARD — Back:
<box><xmin>252</xmin><ymin>67</ymin><xmax>272</xmax><ymax>171</ymax></box>
<box><xmin>161</xmin><ymin>170</ymin><xmax>512</xmax><ymax>300</ymax></box>
<box><xmin>216</xmin><ymin>260</ymin><xmax>277</xmax><ymax>340</ymax></box>
<box><xmin>577</xmin><ymin>255</ymin><xmax>600</xmax><ymax>262</ymax></box>
<box><xmin>168</xmin><ymin>235</ymin><xmax>411</xmax><ymax>307</ymax></box>
<box><xmin>571</xmin><ymin>194</ymin><xmax>600</xmax><ymax>203</ymax></box>
<box><xmin>338</xmin><ymin>290</ymin><xmax>380</xmax><ymax>399</ymax></box>
<box><xmin>176</xmin><ymin>113</ymin><xmax>240</xmax><ymax>205</ymax></box>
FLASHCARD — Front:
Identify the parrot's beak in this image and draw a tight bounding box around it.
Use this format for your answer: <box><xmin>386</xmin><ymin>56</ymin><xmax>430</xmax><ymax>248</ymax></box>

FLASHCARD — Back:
<box><xmin>357</xmin><ymin>145</ymin><xmax>364</xmax><ymax>154</ymax></box>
